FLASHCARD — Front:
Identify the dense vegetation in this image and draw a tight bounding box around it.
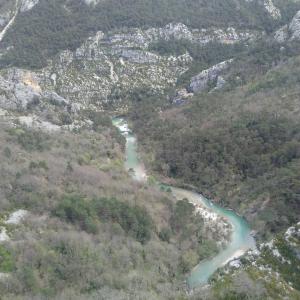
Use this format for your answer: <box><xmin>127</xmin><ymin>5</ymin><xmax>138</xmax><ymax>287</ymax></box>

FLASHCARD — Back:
<box><xmin>2</xmin><ymin>0</ymin><xmax>300</xmax><ymax>68</ymax></box>
<box><xmin>0</xmin><ymin>118</ymin><xmax>222</xmax><ymax>299</ymax></box>
<box><xmin>130</xmin><ymin>50</ymin><xmax>300</xmax><ymax>240</ymax></box>
<box><xmin>53</xmin><ymin>195</ymin><xmax>153</xmax><ymax>243</ymax></box>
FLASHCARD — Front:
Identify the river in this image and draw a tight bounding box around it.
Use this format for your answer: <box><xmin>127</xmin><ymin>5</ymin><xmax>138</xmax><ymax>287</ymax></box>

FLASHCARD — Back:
<box><xmin>112</xmin><ymin>117</ymin><xmax>256</xmax><ymax>289</ymax></box>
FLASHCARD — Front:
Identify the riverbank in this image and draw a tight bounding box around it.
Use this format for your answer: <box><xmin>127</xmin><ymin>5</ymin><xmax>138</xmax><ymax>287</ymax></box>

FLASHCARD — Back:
<box><xmin>113</xmin><ymin>117</ymin><xmax>256</xmax><ymax>289</ymax></box>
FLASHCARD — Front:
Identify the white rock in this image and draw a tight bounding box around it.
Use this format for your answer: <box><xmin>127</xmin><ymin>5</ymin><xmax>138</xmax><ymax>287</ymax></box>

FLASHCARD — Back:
<box><xmin>5</xmin><ymin>209</ymin><xmax>28</xmax><ymax>225</ymax></box>
<box><xmin>190</xmin><ymin>59</ymin><xmax>233</xmax><ymax>93</ymax></box>
<box><xmin>0</xmin><ymin>227</ymin><xmax>9</xmax><ymax>242</ymax></box>
<box><xmin>289</xmin><ymin>11</ymin><xmax>300</xmax><ymax>41</ymax></box>
<box><xmin>18</xmin><ymin>115</ymin><xmax>61</xmax><ymax>132</ymax></box>
<box><xmin>229</xmin><ymin>259</ymin><xmax>241</xmax><ymax>268</ymax></box>
<box><xmin>274</xmin><ymin>25</ymin><xmax>289</xmax><ymax>43</ymax></box>
<box><xmin>264</xmin><ymin>0</ymin><xmax>281</xmax><ymax>20</ymax></box>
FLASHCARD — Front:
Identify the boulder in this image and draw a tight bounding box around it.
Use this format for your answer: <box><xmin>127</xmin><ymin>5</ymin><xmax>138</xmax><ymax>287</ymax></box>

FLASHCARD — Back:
<box><xmin>215</xmin><ymin>76</ymin><xmax>226</xmax><ymax>90</ymax></box>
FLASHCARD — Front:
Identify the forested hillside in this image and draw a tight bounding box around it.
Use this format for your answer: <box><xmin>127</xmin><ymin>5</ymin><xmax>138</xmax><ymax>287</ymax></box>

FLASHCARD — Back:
<box><xmin>130</xmin><ymin>40</ymin><xmax>300</xmax><ymax>240</ymax></box>
<box><xmin>0</xmin><ymin>0</ymin><xmax>299</xmax><ymax>299</ymax></box>
<box><xmin>1</xmin><ymin>0</ymin><xmax>300</xmax><ymax>68</ymax></box>
<box><xmin>0</xmin><ymin>113</ymin><xmax>227</xmax><ymax>299</ymax></box>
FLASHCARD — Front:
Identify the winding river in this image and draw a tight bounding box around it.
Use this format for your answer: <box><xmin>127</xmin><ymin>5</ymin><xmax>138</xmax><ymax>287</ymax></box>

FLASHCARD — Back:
<box><xmin>113</xmin><ymin>117</ymin><xmax>256</xmax><ymax>289</ymax></box>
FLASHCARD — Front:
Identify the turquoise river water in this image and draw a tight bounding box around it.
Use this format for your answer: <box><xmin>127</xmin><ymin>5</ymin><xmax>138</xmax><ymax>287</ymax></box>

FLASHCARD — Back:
<box><xmin>113</xmin><ymin>117</ymin><xmax>256</xmax><ymax>289</ymax></box>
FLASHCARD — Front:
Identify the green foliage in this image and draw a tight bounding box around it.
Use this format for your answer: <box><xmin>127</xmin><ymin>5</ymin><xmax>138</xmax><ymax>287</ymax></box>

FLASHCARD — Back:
<box><xmin>0</xmin><ymin>245</ymin><xmax>14</xmax><ymax>273</ymax></box>
<box><xmin>179</xmin><ymin>249</ymin><xmax>199</xmax><ymax>274</ymax></box>
<box><xmin>53</xmin><ymin>195</ymin><xmax>153</xmax><ymax>243</ymax></box>
<box><xmin>83</xmin><ymin>110</ymin><xmax>111</xmax><ymax>131</ymax></box>
<box><xmin>3</xmin><ymin>146</ymin><xmax>11</xmax><ymax>158</ymax></box>
<box><xmin>131</xmin><ymin>89</ymin><xmax>300</xmax><ymax>236</ymax></box>
<box><xmin>19</xmin><ymin>266</ymin><xmax>39</xmax><ymax>292</ymax></box>
<box><xmin>247</xmin><ymin>57</ymin><xmax>300</xmax><ymax>95</ymax></box>
<box><xmin>77</xmin><ymin>152</ymin><xmax>93</xmax><ymax>166</ymax></box>
<box><xmin>197</xmin><ymin>240</ymin><xmax>218</xmax><ymax>260</ymax></box>
<box><xmin>170</xmin><ymin>199</ymin><xmax>195</xmax><ymax>233</ymax></box>
<box><xmin>59</xmin><ymin>112</ymin><xmax>73</xmax><ymax>125</ymax></box>
<box><xmin>92</xmin><ymin>197</ymin><xmax>153</xmax><ymax>244</ymax></box>
<box><xmin>29</xmin><ymin>160</ymin><xmax>48</xmax><ymax>171</ymax></box>
<box><xmin>52</xmin><ymin>195</ymin><xmax>98</xmax><ymax>234</ymax></box>
<box><xmin>7</xmin><ymin>128</ymin><xmax>50</xmax><ymax>152</ymax></box>
<box><xmin>158</xmin><ymin>227</ymin><xmax>172</xmax><ymax>242</ymax></box>
<box><xmin>148</xmin><ymin>113</ymin><xmax>300</xmax><ymax>183</ymax></box>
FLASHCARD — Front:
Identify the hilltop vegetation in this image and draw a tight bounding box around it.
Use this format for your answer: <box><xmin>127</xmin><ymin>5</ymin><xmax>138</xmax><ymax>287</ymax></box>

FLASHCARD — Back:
<box><xmin>2</xmin><ymin>0</ymin><xmax>300</xmax><ymax>68</ymax></box>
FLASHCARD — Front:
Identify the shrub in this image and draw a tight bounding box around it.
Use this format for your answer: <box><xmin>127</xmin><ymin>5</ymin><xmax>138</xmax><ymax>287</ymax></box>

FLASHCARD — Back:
<box><xmin>52</xmin><ymin>195</ymin><xmax>97</xmax><ymax>234</ymax></box>
<box><xmin>8</xmin><ymin>128</ymin><xmax>50</xmax><ymax>152</ymax></box>
<box><xmin>29</xmin><ymin>160</ymin><xmax>49</xmax><ymax>170</ymax></box>
<box><xmin>158</xmin><ymin>227</ymin><xmax>172</xmax><ymax>242</ymax></box>
<box><xmin>53</xmin><ymin>195</ymin><xmax>153</xmax><ymax>243</ymax></box>
<box><xmin>3</xmin><ymin>146</ymin><xmax>11</xmax><ymax>158</ymax></box>
<box><xmin>170</xmin><ymin>199</ymin><xmax>195</xmax><ymax>233</ymax></box>
<box><xmin>0</xmin><ymin>245</ymin><xmax>14</xmax><ymax>273</ymax></box>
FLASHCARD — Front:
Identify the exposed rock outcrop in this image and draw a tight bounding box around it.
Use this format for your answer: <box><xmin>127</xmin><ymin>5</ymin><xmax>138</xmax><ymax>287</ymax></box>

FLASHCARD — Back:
<box><xmin>245</xmin><ymin>0</ymin><xmax>281</xmax><ymax>20</ymax></box>
<box><xmin>274</xmin><ymin>10</ymin><xmax>300</xmax><ymax>43</ymax></box>
<box><xmin>0</xmin><ymin>75</ymin><xmax>40</xmax><ymax>110</ymax></box>
<box><xmin>189</xmin><ymin>59</ymin><xmax>233</xmax><ymax>93</ymax></box>
<box><xmin>289</xmin><ymin>10</ymin><xmax>300</xmax><ymax>41</ymax></box>
<box><xmin>263</xmin><ymin>0</ymin><xmax>281</xmax><ymax>20</ymax></box>
<box><xmin>274</xmin><ymin>25</ymin><xmax>289</xmax><ymax>43</ymax></box>
<box><xmin>18</xmin><ymin>115</ymin><xmax>61</xmax><ymax>131</ymax></box>
<box><xmin>0</xmin><ymin>22</ymin><xmax>260</xmax><ymax>113</ymax></box>
<box><xmin>0</xmin><ymin>69</ymin><xmax>71</xmax><ymax>112</ymax></box>
<box><xmin>108</xmin><ymin>23</ymin><xmax>261</xmax><ymax>49</ymax></box>
<box><xmin>19</xmin><ymin>0</ymin><xmax>39</xmax><ymax>12</ymax></box>
<box><xmin>119</xmin><ymin>49</ymin><xmax>159</xmax><ymax>64</ymax></box>
<box><xmin>172</xmin><ymin>88</ymin><xmax>194</xmax><ymax>105</ymax></box>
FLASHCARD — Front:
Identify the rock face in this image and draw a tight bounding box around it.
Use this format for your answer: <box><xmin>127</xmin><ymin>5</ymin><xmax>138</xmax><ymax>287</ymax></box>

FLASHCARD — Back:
<box><xmin>0</xmin><ymin>22</ymin><xmax>260</xmax><ymax>113</ymax></box>
<box><xmin>289</xmin><ymin>10</ymin><xmax>300</xmax><ymax>41</ymax></box>
<box><xmin>189</xmin><ymin>59</ymin><xmax>233</xmax><ymax>93</ymax></box>
<box><xmin>107</xmin><ymin>23</ymin><xmax>260</xmax><ymax>49</ymax></box>
<box><xmin>263</xmin><ymin>0</ymin><xmax>281</xmax><ymax>20</ymax></box>
<box><xmin>33</xmin><ymin>25</ymin><xmax>198</xmax><ymax>109</ymax></box>
<box><xmin>19</xmin><ymin>0</ymin><xmax>39</xmax><ymax>12</ymax></box>
<box><xmin>0</xmin><ymin>75</ymin><xmax>40</xmax><ymax>110</ymax></box>
<box><xmin>119</xmin><ymin>49</ymin><xmax>159</xmax><ymax>64</ymax></box>
<box><xmin>274</xmin><ymin>10</ymin><xmax>300</xmax><ymax>43</ymax></box>
<box><xmin>0</xmin><ymin>68</ymin><xmax>71</xmax><ymax>112</ymax></box>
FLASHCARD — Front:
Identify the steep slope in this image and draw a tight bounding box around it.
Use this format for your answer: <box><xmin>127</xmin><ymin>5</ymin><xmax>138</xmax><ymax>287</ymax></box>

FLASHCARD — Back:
<box><xmin>1</xmin><ymin>0</ymin><xmax>300</xmax><ymax>68</ymax></box>
<box><xmin>128</xmin><ymin>11</ymin><xmax>300</xmax><ymax>241</ymax></box>
<box><xmin>0</xmin><ymin>1</ymin><xmax>299</xmax><ymax>299</ymax></box>
<box><xmin>205</xmin><ymin>223</ymin><xmax>300</xmax><ymax>299</ymax></box>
